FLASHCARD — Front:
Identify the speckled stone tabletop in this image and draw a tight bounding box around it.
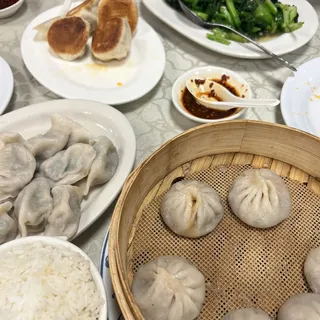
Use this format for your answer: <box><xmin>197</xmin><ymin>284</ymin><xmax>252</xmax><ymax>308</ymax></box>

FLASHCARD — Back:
<box><xmin>0</xmin><ymin>0</ymin><xmax>319</xmax><ymax>268</ymax></box>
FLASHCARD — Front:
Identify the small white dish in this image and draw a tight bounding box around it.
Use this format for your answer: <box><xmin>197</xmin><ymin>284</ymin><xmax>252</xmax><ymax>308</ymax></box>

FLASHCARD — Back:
<box><xmin>281</xmin><ymin>57</ymin><xmax>320</xmax><ymax>137</ymax></box>
<box><xmin>100</xmin><ymin>229</ymin><xmax>124</xmax><ymax>320</ymax></box>
<box><xmin>0</xmin><ymin>0</ymin><xmax>24</xmax><ymax>19</ymax></box>
<box><xmin>142</xmin><ymin>0</ymin><xmax>318</xmax><ymax>59</ymax></box>
<box><xmin>21</xmin><ymin>2</ymin><xmax>166</xmax><ymax>105</ymax></box>
<box><xmin>0</xmin><ymin>236</ymin><xmax>107</xmax><ymax>320</ymax></box>
<box><xmin>0</xmin><ymin>56</ymin><xmax>14</xmax><ymax>114</ymax></box>
<box><xmin>0</xmin><ymin>99</ymin><xmax>136</xmax><ymax>239</ymax></box>
<box><xmin>172</xmin><ymin>66</ymin><xmax>252</xmax><ymax>123</ymax></box>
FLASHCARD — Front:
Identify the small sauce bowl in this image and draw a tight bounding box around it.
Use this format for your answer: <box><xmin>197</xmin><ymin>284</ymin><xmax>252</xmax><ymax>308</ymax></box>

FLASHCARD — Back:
<box><xmin>172</xmin><ymin>66</ymin><xmax>252</xmax><ymax>123</ymax></box>
<box><xmin>0</xmin><ymin>0</ymin><xmax>24</xmax><ymax>19</ymax></box>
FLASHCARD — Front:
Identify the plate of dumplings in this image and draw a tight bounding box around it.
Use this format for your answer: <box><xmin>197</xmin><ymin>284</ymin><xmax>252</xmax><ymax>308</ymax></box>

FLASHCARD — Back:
<box><xmin>0</xmin><ymin>99</ymin><xmax>136</xmax><ymax>245</ymax></box>
<box><xmin>20</xmin><ymin>0</ymin><xmax>166</xmax><ymax>105</ymax></box>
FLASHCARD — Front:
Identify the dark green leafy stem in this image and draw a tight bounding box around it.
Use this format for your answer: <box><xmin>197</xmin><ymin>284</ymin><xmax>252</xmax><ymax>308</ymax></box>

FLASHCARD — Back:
<box><xmin>165</xmin><ymin>0</ymin><xmax>304</xmax><ymax>45</ymax></box>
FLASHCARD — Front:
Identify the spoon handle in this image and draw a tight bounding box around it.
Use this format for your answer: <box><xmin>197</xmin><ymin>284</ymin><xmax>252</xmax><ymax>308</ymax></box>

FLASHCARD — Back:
<box><xmin>204</xmin><ymin>101</ymin><xmax>279</xmax><ymax>108</ymax></box>
<box><xmin>208</xmin><ymin>23</ymin><xmax>297</xmax><ymax>72</ymax></box>
<box><xmin>228</xmin><ymin>98</ymin><xmax>280</xmax><ymax>106</ymax></box>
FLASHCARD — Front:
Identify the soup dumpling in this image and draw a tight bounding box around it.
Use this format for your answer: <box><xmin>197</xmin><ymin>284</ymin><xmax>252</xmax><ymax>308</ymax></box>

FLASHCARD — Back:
<box><xmin>228</xmin><ymin>169</ymin><xmax>291</xmax><ymax>229</ymax></box>
<box><xmin>304</xmin><ymin>247</ymin><xmax>320</xmax><ymax>293</ymax></box>
<box><xmin>278</xmin><ymin>293</ymin><xmax>320</xmax><ymax>320</ymax></box>
<box><xmin>223</xmin><ymin>308</ymin><xmax>271</xmax><ymax>319</ymax></box>
<box><xmin>160</xmin><ymin>180</ymin><xmax>224</xmax><ymax>238</ymax></box>
<box><xmin>132</xmin><ymin>256</ymin><xmax>205</xmax><ymax>320</ymax></box>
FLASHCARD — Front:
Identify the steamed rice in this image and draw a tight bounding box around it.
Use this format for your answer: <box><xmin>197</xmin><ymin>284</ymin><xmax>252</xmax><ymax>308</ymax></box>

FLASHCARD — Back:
<box><xmin>0</xmin><ymin>242</ymin><xmax>104</xmax><ymax>320</ymax></box>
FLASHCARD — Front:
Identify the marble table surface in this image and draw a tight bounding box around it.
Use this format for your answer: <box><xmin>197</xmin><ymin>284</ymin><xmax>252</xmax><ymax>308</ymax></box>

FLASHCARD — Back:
<box><xmin>0</xmin><ymin>0</ymin><xmax>319</xmax><ymax>268</ymax></box>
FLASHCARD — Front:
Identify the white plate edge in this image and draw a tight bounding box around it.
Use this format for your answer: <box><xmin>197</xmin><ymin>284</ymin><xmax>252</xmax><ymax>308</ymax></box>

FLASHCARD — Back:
<box><xmin>0</xmin><ymin>56</ymin><xmax>14</xmax><ymax>114</ymax></box>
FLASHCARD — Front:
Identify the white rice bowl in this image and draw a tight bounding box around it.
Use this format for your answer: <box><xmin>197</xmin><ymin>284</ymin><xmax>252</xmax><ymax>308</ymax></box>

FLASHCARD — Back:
<box><xmin>0</xmin><ymin>236</ymin><xmax>107</xmax><ymax>320</ymax></box>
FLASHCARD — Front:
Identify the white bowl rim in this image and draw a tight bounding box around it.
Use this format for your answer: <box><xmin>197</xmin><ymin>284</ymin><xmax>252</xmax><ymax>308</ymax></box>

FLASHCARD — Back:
<box><xmin>0</xmin><ymin>236</ymin><xmax>107</xmax><ymax>320</ymax></box>
<box><xmin>0</xmin><ymin>0</ymin><xmax>24</xmax><ymax>14</ymax></box>
<box><xmin>172</xmin><ymin>66</ymin><xmax>252</xmax><ymax>124</ymax></box>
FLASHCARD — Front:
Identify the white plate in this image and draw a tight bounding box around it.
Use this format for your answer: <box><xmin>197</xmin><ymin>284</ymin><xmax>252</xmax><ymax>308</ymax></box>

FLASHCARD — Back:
<box><xmin>21</xmin><ymin>3</ymin><xmax>166</xmax><ymax>105</ymax></box>
<box><xmin>142</xmin><ymin>0</ymin><xmax>318</xmax><ymax>59</ymax></box>
<box><xmin>0</xmin><ymin>56</ymin><xmax>14</xmax><ymax>114</ymax></box>
<box><xmin>281</xmin><ymin>57</ymin><xmax>320</xmax><ymax>137</ymax></box>
<box><xmin>0</xmin><ymin>99</ymin><xmax>136</xmax><ymax>239</ymax></box>
<box><xmin>100</xmin><ymin>230</ymin><xmax>124</xmax><ymax>320</ymax></box>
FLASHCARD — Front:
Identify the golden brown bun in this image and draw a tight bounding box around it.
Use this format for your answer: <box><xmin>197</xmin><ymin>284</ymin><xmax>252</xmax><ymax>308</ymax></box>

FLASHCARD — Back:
<box><xmin>98</xmin><ymin>0</ymin><xmax>138</xmax><ymax>35</ymax></box>
<box><xmin>47</xmin><ymin>17</ymin><xmax>90</xmax><ymax>61</ymax></box>
<box><xmin>91</xmin><ymin>17</ymin><xmax>132</xmax><ymax>61</ymax></box>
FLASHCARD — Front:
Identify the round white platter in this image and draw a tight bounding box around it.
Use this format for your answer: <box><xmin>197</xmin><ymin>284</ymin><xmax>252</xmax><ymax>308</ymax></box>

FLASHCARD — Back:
<box><xmin>21</xmin><ymin>3</ymin><xmax>166</xmax><ymax>105</ymax></box>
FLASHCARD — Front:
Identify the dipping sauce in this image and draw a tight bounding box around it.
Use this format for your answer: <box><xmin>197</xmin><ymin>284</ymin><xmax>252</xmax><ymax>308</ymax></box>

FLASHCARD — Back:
<box><xmin>181</xmin><ymin>75</ymin><xmax>241</xmax><ymax>120</ymax></box>
<box><xmin>0</xmin><ymin>0</ymin><xmax>19</xmax><ymax>9</ymax></box>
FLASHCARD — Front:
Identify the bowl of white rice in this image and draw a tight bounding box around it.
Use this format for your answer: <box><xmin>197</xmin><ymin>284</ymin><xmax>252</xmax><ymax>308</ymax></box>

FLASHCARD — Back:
<box><xmin>0</xmin><ymin>236</ymin><xmax>107</xmax><ymax>320</ymax></box>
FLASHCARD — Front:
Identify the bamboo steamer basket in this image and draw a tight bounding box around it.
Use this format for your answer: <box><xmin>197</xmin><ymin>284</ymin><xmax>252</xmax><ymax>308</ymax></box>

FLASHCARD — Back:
<box><xmin>109</xmin><ymin>120</ymin><xmax>320</xmax><ymax>320</ymax></box>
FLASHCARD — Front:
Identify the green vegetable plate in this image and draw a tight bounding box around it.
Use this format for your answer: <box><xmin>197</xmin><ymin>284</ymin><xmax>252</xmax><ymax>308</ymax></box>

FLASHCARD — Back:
<box><xmin>142</xmin><ymin>0</ymin><xmax>318</xmax><ymax>59</ymax></box>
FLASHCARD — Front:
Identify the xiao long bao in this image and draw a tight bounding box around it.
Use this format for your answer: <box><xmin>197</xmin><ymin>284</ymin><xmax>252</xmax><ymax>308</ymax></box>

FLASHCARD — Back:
<box><xmin>228</xmin><ymin>169</ymin><xmax>292</xmax><ymax>229</ymax></box>
<box><xmin>278</xmin><ymin>293</ymin><xmax>320</xmax><ymax>320</ymax></box>
<box><xmin>304</xmin><ymin>247</ymin><xmax>320</xmax><ymax>293</ymax></box>
<box><xmin>223</xmin><ymin>308</ymin><xmax>271</xmax><ymax>320</ymax></box>
<box><xmin>132</xmin><ymin>256</ymin><xmax>206</xmax><ymax>320</ymax></box>
<box><xmin>160</xmin><ymin>180</ymin><xmax>224</xmax><ymax>238</ymax></box>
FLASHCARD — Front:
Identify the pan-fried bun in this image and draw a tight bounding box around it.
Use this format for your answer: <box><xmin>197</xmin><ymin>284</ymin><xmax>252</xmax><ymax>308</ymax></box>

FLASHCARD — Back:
<box><xmin>48</xmin><ymin>17</ymin><xmax>90</xmax><ymax>61</ymax></box>
<box><xmin>98</xmin><ymin>0</ymin><xmax>138</xmax><ymax>35</ymax></box>
<box><xmin>91</xmin><ymin>17</ymin><xmax>132</xmax><ymax>61</ymax></box>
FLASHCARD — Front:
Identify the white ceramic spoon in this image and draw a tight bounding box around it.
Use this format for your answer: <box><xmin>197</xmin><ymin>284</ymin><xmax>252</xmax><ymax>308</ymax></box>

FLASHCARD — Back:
<box><xmin>186</xmin><ymin>78</ymin><xmax>280</xmax><ymax>110</ymax></box>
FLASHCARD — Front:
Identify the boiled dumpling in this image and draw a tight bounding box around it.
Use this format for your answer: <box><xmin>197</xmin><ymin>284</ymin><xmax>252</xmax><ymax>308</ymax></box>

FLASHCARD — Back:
<box><xmin>65</xmin><ymin>117</ymin><xmax>91</xmax><ymax>147</ymax></box>
<box><xmin>304</xmin><ymin>247</ymin><xmax>320</xmax><ymax>292</ymax></box>
<box><xmin>82</xmin><ymin>136</ymin><xmax>118</xmax><ymax>196</ymax></box>
<box><xmin>277</xmin><ymin>293</ymin><xmax>320</xmax><ymax>320</ymax></box>
<box><xmin>39</xmin><ymin>143</ymin><xmax>96</xmax><ymax>186</ymax></box>
<box><xmin>160</xmin><ymin>180</ymin><xmax>224</xmax><ymax>238</ymax></box>
<box><xmin>228</xmin><ymin>169</ymin><xmax>291</xmax><ymax>229</ymax></box>
<box><xmin>14</xmin><ymin>177</ymin><xmax>53</xmax><ymax>237</ymax></box>
<box><xmin>25</xmin><ymin>114</ymin><xmax>92</xmax><ymax>160</ymax></box>
<box><xmin>44</xmin><ymin>185</ymin><xmax>83</xmax><ymax>239</ymax></box>
<box><xmin>223</xmin><ymin>308</ymin><xmax>271</xmax><ymax>319</ymax></box>
<box><xmin>0</xmin><ymin>201</ymin><xmax>17</xmax><ymax>244</ymax></box>
<box><xmin>0</xmin><ymin>132</ymin><xmax>25</xmax><ymax>149</ymax></box>
<box><xmin>0</xmin><ymin>144</ymin><xmax>36</xmax><ymax>202</ymax></box>
<box><xmin>25</xmin><ymin>114</ymin><xmax>72</xmax><ymax>160</ymax></box>
<box><xmin>132</xmin><ymin>256</ymin><xmax>206</xmax><ymax>320</ymax></box>
<box><xmin>49</xmin><ymin>114</ymin><xmax>91</xmax><ymax>147</ymax></box>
